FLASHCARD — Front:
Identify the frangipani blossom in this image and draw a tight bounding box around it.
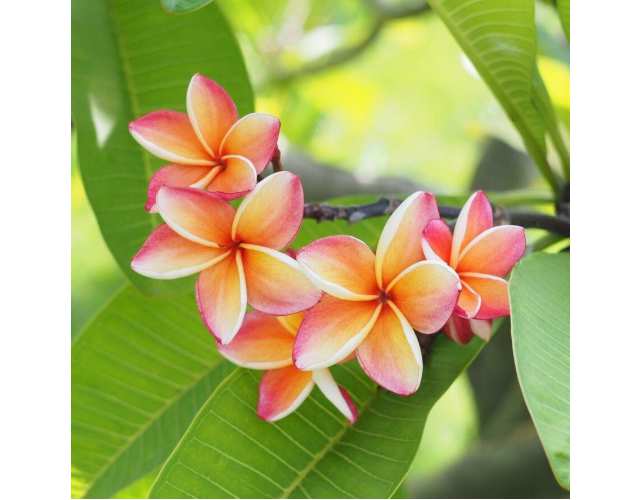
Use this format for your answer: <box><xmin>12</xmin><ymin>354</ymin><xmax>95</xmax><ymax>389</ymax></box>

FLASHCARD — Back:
<box><xmin>218</xmin><ymin>311</ymin><xmax>358</xmax><ymax>423</ymax></box>
<box><xmin>294</xmin><ymin>192</ymin><xmax>461</xmax><ymax>396</ymax></box>
<box><xmin>131</xmin><ymin>172</ymin><xmax>321</xmax><ymax>344</ymax></box>
<box><xmin>422</xmin><ymin>191</ymin><xmax>526</xmax><ymax>344</ymax></box>
<box><xmin>129</xmin><ymin>74</ymin><xmax>280</xmax><ymax>210</ymax></box>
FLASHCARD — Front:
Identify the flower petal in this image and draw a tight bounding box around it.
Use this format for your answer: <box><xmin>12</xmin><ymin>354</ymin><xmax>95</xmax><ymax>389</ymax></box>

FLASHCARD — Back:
<box><xmin>356</xmin><ymin>303</ymin><xmax>422</xmax><ymax>396</ymax></box>
<box><xmin>196</xmin><ymin>251</ymin><xmax>247</xmax><ymax>344</ymax></box>
<box><xmin>456</xmin><ymin>225</ymin><xmax>526</xmax><ymax>276</ymax></box>
<box><xmin>186</xmin><ymin>74</ymin><xmax>238</xmax><ymax>156</ymax></box>
<box><xmin>240</xmin><ymin>244</ymin><xmax>321</xmax><ymax>315</ymax></box>
<box><xmin>232</xmin><ymin>171</ymin><xmax>304</xmax><ymax>249</ymax></box>
<box><xmin>460</xmin><ymin>273</ymin><xmax>510</xmax><ymax>319</ymax></box>
<box><xmin>375</xmin><ymin>192</ymin><xmax>440</xmax><ymax>288</ymax></box>
<box><xmin>450</xmin><ymin>191</ymin><xmax>493</xmax><ymax>265</ymax></box>
<box><xmin>296</xmin><ymin>236</ymin><xmax>379</xmax><ymax>301</ymax></box>
<box><xmin>129</xmin><ymin>110</ymin><xmax>214</xmax><ymax>166</ymax></box>
<box><xmin>220</xmin><ymin>113</ymin><xmax>280</xmax><ymax>174</ymax></box>
<box><xmin>145</xmin><ymin>164</ymin><xmax>212</xmax><ymax>212</ymax></box>
<box><xmin>454</xmin><ymin>280</ymin><xmax>481</xmax><ymax>319</ymax></box>
<box><xmin>216</xmin><ymin>311</ymin><xmax>294</xmax><ymax>369</ymax></box>
<box><xmin>293</xmin><ymin>295</ymin><xmax>381</xmax><ymax>371</ymax></box>
<box><xmin>131</xmin><ymin>224</ymin><xmax>230</xmax><ymax>279</ymax></box>
<box><xmin>277</xmin><ymin>313</ymin><xmax>304</xmax><ymax>336</ymax></box>
<box><xmin>312</xmin><ymin>369</ymin><xmax>359</xmax><ymax>423</ymax></box>
<box><xmin>156</xmin><ymin>186</ymin><xmax>235</xmax><ymax>247</ymax></box>
<box><xmin>205</xmin><ymin>155</ymin><xmax>256</xmax><ymax>199</ymax></box>
<box><xmin>470</xmin><ymin>319</ymin><xmax>493</xmax><ymax>341</ymax></box>
<box><xmin>443</xmin><ymin>315</ymin><xmax>474</xmax><ymax>345</ymax></box>
<box><xmin>421</xmin><ymin>219</ymin><xmax>453</xmax><ymax>264</ymax></box>
<box><xmin>257</xmin><ymin>366</ymin><xmax>314</xmax><ymax>422</ymax></box>
<box><xmin>387</xmin><ymin>260</ymin><xmax>460</xmax><ymax>334</ymax></box>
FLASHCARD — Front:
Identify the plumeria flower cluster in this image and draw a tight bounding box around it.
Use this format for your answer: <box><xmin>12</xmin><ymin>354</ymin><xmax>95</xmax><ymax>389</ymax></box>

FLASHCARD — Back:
<box><xmin>129</xmin><ymin>74</ymin><xmax>526</xmax><ymax>424</ymax></box>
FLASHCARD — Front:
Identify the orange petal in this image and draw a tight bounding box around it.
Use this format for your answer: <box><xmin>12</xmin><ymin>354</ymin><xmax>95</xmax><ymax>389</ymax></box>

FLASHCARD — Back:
<box><xmin>356</xmin><ymin>303</ymin><xmax>422</xmax><ymax>396</ymax></box>
<box><xmin>216</xmin><ymin>311</ymin><xmax>294</xmax><ymax>369</ymax></box>
<box><xmin>129</xmin><ymin>110</ymin><xmax>214</xmax><ymax>166</ymax></box>
<box><xmin>156</xmin><ymin>186</ymin><xmax>234</xmax><ymax>247</ymax></box>
<box><xmin>277</xmin><ymin>313</ymin><xmax>304</xmax><ymax>336</ymax></box>
<box><xmin>456</xmin><ymin>226</ymin><xmax>526</xmax><ymax>276</ymax></box>
<box><xmin>312</xmin><ymin>369</ymin><xmax>359</xmax><ymax>423</ymax></box>
<box><xmin>296</xmin><ymin>236</ymin><xmax>379</xmax><ymax>301</ymax></box>
<box><xmin>145</xmin><ymin>164</ymin><xmax>212</xmax><ymax>212</ymax></box>
<box><xmin>422</xmin><ymin>219</ymin><xmax>453</xmax><ymax>264</ymax></box>
<box><xmin>442</xmin><ymin>315</ymin><xmax>475</xmax><ymax>345</ymax></box>
<box><xmin>232</xmin><ymin>172</ymin><xmax>304</xmax><ymax>249</ymax></box>
<box><xmin>205</xmin><ymin>155</ymin><xmax>256</xmax><ymax>200</ymax></box>
<box><xmin>240</xmin><ymin>244</ymin><xmax>321</xmax><ymax>315</ymax></box>
<box><xmin>131</xmin><ymin>224</ymin><xmax>230</xmax><ymax>279</ymax></box>
<box><xmin>450</xmin><ymin>191</ymin><xmax>493</xmax><ymax>265</ymax></box>
<box><xmin>196</xmin><ymin>251</ymin><xmax>247</xmax><ymax>344</ymax></box>
<box><xmin>375</xmin><ymin>192</ymin><xmax>440</xmax><ymax>288</ymax></box>
<box><xmin>460</xmin><ymin>273</ymin><xmax>510</xmax><ymax>320</ymax></box>
<box><xmin>293</xmin><ymin>295</ymin><xmax>381</xmax><ymax>371</ymax></box>
<box><xmin>257</xmin><ymin>366</ymin><xmax>314</xmax><ymax>422</ymax></box>
<box><xmin>220</xmin><ymin>113</ymin><xmax>280</xmax><ymax>174</ymax></box>
<box><xmin>454</xmin><ymin>280</ymin><xmax>481</xmax><ymax>319</ymax></box>
<box><xmin>186</xmin><ymin>74</ymin><xmax>238</xmax><ymax>156</ymax></box>
<box><xmin>387</xmin><ymin>261</ymin><xmax>460</xmax><ymax>334</ymax></box>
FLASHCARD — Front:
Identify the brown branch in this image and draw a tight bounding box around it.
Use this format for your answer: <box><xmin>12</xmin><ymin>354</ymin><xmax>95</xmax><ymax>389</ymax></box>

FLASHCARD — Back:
<box><xmin>303</xmin><ymin>197</ymin><xmax>570</xmax><ymax>237</ymax></box>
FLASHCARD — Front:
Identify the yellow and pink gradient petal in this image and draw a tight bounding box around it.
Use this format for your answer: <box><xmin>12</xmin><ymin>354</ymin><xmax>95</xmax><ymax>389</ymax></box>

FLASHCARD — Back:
<box><xmin>145</xmin><ymin>164</ymin><xmax>212</xmax><ymax>212</ymax></box>
<box><xmin>232</xmin><ymin>171</ymin><xmax>304</xmax><ymax>249</ymax></box>
<box><xmin>186</xmin><ymin>73</ymin><xmax>238</xmax><ymax>156</ymax></box>
<box><xmin>296</xmin><ymin>235</ymin><xmax>379</xmax><ymax>300</ymax></box>
<box><xmin>450</xmin><ymin>190</ymin><xmax>493</xmax><ymax>265</ymax></box>
<box><xmin>456</xmin><ymin>225</ymin><xmax>526</xmax><ymax>276</ymax></box>
<box><xmin>131</xmin><ymin>224</ymin><xmax>230</xmax><ymax>280</ymax></box>
<box><xmin>460</xmin><ymin>273</ymin><xmax>510</xmax><ymax>320</ymax></box>
<box><xmin>206</xmin><ymin>155</ymin><xmax>256</xmax><ymax>200</ymax></box>
<box><xmin>219</xmin><ymin>113</ymin><xmax>280</xmax><ymax>174</ymax></box>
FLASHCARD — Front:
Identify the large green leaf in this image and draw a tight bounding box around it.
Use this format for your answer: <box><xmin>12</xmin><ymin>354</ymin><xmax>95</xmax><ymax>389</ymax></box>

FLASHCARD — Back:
<box><xmin>509</xmin><ymin>253</ymin><xmax>570</xmax><ymax>489</ymax></box>
<box><xmin>71</xmin><ymin>286</ymin><xmax>235</xmax><ymax>498</ymax></box>
<box><xmin>149</xmin><ymin>336</ymin><xmax>486</xmax><ymax>498</ymax></box>
<box><xmin>427</xmin><ymin>0</ymin><xmax>559</xmax><ymax>193</ymax></box>
<box><xmin>71</xmin><ymin>0</ymin><xmax>253</xmax><ymax>295</ymax></box>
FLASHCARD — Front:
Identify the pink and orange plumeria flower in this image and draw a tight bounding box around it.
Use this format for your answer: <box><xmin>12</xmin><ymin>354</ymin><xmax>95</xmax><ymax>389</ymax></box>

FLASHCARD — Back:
<box><xmin>131</xmin><ymin>172</ymin><xmax>321</xmax><ymax>344</ymax></box>
<box><xmin>218</xmin><ymin>311</ymin><xmax>358</xmax><ymax>423</ymax></box>
<box><xmin>129</xmin><ymin>74</ymin><xmax>280</xmax><ymax>210</ymax></box>
<box><xmin>294</xmin><ymin>192</ymin><xmax>461</xmax><ymax>396</ymax></box>
<box><xmin>422</xmin><ymin>191</ymin><xmax>526</xmax><ymax>344</ymax></box>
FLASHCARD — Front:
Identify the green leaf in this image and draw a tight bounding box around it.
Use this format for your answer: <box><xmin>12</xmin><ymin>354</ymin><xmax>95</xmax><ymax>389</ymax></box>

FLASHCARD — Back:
<box><xmin>149</xmin><ymin>336</ymin><xmax>486</xmax><ymax>498</ymax></box>
<box><xmin>71</xmin><ymin>0</ymin><xmax>253</xmax><ymax>295</ymax></box>
<box><xmin>161</xmin><ymin>0</ymin><xmax>213</xmax><ymax>14</ymax></box>
<box><xmin>427</xmin><ymin>0</ymin><xmax>560</xmax><ymax>194</ymax></box>
<box><xmin>71</xmin><ymin>286</ymin><xmax>234</xmax><ymax>498</ymax></box>
<box><xmin>509</xmin><ymin>253</ymin><xmax>570</xmax><ymax>489</ymax></box>
<box><xmin>557</xmin><ymin>0</ymin><xmax>570</xmax><ymax>42</ymax></box>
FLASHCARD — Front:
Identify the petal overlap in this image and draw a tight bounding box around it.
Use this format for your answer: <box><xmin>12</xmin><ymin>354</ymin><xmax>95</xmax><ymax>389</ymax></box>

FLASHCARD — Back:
<box><xmin>156</xmin><ymin>186</ymin><xmax>235</xmax><ymax>247</ymax></box>
<box><xmin>387</xmin><ymin>261</ymin><xmax>460</xmax><ymax>334</ymax></box>
<box><xmin>460</xmin><ymin>273</ymin><xmax>510</xmax><ymax>319</ymax></box>
<box><xmin>241</xmin><ymin>244</ymin><xmax>321</xmax><ymax>315</ymax></box>
<box><xmin>217</xmin><ymin>312</ymin><xmax>294</xmax><ymax>369</ymax></box>
<box><xmin>207</xmin><ymin>155</ymin><xmax>256</xmax><ymax>199</ymax></box>
<box><xmin>294</xmin><ymin>295</ymin><xmax>381</xmax><ymax>371</ymax></box>
<box><xmin>129</xmin><ymin>110</ymin><xmax>214</xmax><ymax>166</ymax></box>
<box><xmin>375</xmin><ymin>192</ymin><xmax>439</xmax><ymax>288</ymax></box>
<box><xmin>312</xmin><ymin>369</ymin><xmax>358</xmax><ymax>423</ymax></box>
<box><xmin>196</xmin><ymin>251</ymin><xmax>247</xmax><ymax>344</ymax></box>
<box><xmin>232</xmin><ymin>171</ymin><xmax>303</xmax><ymax>249</ymax></box>
<box><xmin>131</xmin><ymin>224</ymin><xmax>229</xmax><ymax>279</ymax></box>
<box><xmin>186</xmin><ymin>73</ymin><xmax>238</xmax><ymax>156</ymax></box>
<box><xmin>220</xmin><ymin>113</ymin><xmax>280</xmax><ymax>174</ymax></box>
<box><xmin>456</xmin><ymin>225</ymin><xmax>526</xmax><ymax>276</ymax></box>
<box><xmin>450</xmin><ymin>190</ymin><xmax>493</xmax><ymax>265</ymax></box>
<box><xmin>145</xmin><ymin>164</ymin><xmax>212</xmax><ymax>212</ymax></box>
<box><xmin>296</xmin><ymin>236</ymin><xmax>379</xmax><ymax>300</ymax></box>
<box><xmin>357</xmin><ymin>303</ymin><xmax>423</xmax><ymax>395</ymax></box>
<box><xmin>422</xmin><ymin>219</ymin><xmax>453</xmax><ymax>263</ymax></box>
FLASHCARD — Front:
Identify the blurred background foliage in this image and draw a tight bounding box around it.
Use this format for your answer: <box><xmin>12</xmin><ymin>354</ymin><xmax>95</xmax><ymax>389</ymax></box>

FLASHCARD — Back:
<box><xmin>72</xmin><ymin>0</ymin><xmax>569</xmax><ymax>497</ymax></box>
